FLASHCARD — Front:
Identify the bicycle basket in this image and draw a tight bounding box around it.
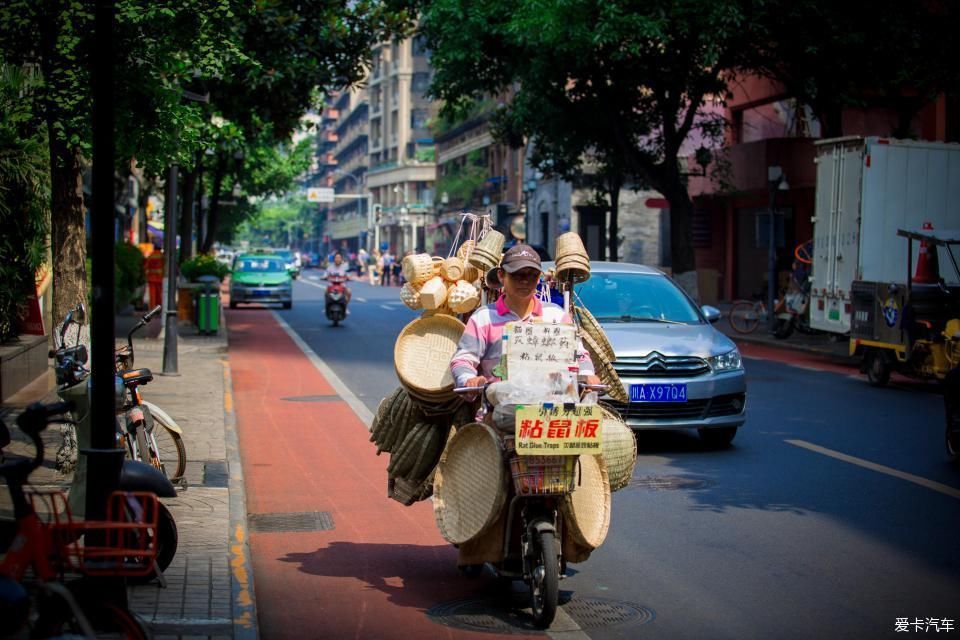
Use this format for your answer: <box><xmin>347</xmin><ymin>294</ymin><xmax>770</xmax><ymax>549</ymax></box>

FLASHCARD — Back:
<box><xmin>46</xmin><ymin>490</ymin><xmax>161</xmax><ymax>577</ymax></box>
<box><xmin>505</xmin><ymin>438</ymin><xmax>579</xmax><ymax>496</ymax></box>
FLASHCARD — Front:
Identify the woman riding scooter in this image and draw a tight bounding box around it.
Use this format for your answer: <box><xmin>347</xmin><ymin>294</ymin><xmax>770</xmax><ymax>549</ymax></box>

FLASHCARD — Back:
<box><xmin>449</xmin><ymin>244</ymin><xmax>600</xmax><ymax>571</ymax></box>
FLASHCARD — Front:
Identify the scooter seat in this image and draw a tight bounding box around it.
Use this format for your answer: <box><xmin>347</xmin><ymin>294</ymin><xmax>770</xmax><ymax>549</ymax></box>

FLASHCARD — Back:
<box><xmin>121</xmin><ymin>367</ymin><xmax>153</xmax><ymax>386</ymax></box>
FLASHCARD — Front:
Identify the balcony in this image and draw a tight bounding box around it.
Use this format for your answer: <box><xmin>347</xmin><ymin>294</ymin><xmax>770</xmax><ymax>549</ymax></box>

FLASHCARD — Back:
<box><xmin>322</xmin><ymin>108</ymin><xmax>340</xmax><ymax>122</ymax></box>
<box><xmin>322</xmin><ymin>153</ymin><xmax>338</xmax><ymax>166</ymax></box>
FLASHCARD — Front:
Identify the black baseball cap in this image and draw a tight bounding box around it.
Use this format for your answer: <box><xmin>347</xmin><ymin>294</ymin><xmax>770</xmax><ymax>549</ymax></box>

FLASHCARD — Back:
<box><xmin>499</xmin><ymin>244</ymin><xmax>542</xmax><ymax>273</ymax></box>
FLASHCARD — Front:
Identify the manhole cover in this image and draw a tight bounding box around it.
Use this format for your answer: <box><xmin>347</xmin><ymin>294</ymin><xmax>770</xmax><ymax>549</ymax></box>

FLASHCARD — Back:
<box><xmin>248</xmin><ymin>511</ymin><xmax>334</xmax><ymax>533</ymax></box>
<box><xmin>564</xmin><ymin>597</ymin><xmax>655</xmax><ymax>629</ymax></box>
<box><xmin>280</xmin><ymin>395</ymin><xmax>340</xmax><ymax>403</ymax></box>
<box><xmin>427</xmin><ymin>595</ymin><xmax>653</xmax><ymax>634</ymax></box>
<box><xmin>202</xmin><ymin>461</ymin><xmax>228</xmax><ymax>488</ymax></box>
<box><xmin>427</xmin><ymin>597</ymin><xmax>542</xmax><ymax>635</ymax></box>
<box><xmin>632</xmin><ymin>475</ymin><xmax>714</xmax><ymax>491</ymax></box>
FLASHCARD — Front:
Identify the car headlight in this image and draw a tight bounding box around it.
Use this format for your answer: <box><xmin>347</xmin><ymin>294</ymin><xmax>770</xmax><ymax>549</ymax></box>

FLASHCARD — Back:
<box><xmin>709</xmin><ymin>348</ymin><xmax>742</xmax><ymax>372</ymax></box>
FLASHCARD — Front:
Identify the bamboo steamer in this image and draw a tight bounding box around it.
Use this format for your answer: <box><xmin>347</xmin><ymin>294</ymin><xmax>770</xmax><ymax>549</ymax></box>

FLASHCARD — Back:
<box><xmin>400</xmin><ymin>282</ymin><xmax>423</xmax><ymax>310</ymax></box>
<box><xmin>441</xmin><ymin>257</ymin><xmax>466</xmax><ymax>282</ymax></box>
<box><xmin>402</xmin><ymin>253</ymin><xmax>434</xmax><ymax>285</ymax></box>
<box><xmin>468</xmin><ymin>230</ymin><xmax>505</xmax><ymax>271</ymax></box>
<box><xmin>555</xmin><ymin>233</ymin><xmax>591</xmax><ymax>283</ymax></box>
<box><xmin>433</xmin><ymin>423</ymin><xmax>507</xmax><ymax>544</ymax></box>
<box><xmin>419</xmin><ymin>276</ymin><xmax>448</xmax><ymax>310</ymax></box>
<box><xmin>555</xmin><ymin>232</ymin><xmax>588</xmax><ymax>260</ymax></box>
<box><xmin>394</xmin><ymin>314</ymin><xmax>464</xmax><ymax>397</ymax></box>
<box><xmin>599</xmin><ymin>406</ymin><xmax>637</xmax><ymax>491</ymax></box>
<box><xmin>561</xmin><ymin>453</ymin><xmax>611</xmax><ymax>549</ymax></box>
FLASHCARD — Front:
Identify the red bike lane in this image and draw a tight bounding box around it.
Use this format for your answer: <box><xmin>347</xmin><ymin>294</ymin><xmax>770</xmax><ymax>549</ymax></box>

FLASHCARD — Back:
<box><xmin>226</xmin><ymin>309</ymin><xmax>531</xmax><ymax>640</ymax></box>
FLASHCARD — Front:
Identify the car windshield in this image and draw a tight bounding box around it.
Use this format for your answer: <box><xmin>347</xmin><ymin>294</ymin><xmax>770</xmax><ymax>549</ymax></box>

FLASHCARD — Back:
<box><xmin>236</xmin><ymin>258</ymin><xmax>285</xmax><ymax>273</ymax></box>
<box><xmin>272</xmin><ymin>251</ymin><xmax>294</xmax><ymax>261</ymax></box>
<box><xmin>574</xmin><ymin>272</ymin><xmax>702</xmax><ymax>324</ymax></box>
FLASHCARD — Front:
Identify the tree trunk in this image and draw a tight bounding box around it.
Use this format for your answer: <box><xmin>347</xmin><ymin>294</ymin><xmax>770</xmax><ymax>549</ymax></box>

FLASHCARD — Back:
<box><xmin>662</xmin><ymin>179</ymin><xmax>700</xmax><ymax>301</ymax></box>
<box><xmin>48</xmin><ymin>135</ymin><xmax>87</xmax><ymax>325</ymax></box>
<box><xmin>200</xmin><ymin>153</ymin><xmax>226</xmax><ymax>254</ymax></box>
<box><xmin>607</xmin><ymin>176</ymin><xmax>622</xmax><ymax>262</ymax></box>
<box><xmin>179</xmin><ymin>166</ymin><xmax>197</xmax><ymax>263</ymax></box>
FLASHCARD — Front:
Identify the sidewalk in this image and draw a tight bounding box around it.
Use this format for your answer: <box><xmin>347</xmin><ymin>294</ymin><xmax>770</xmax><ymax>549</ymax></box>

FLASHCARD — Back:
<box><xmin>0</xmin><ymin>312</ymin><xmax>258</xmax><ymax>640</ymax></box>
<box><xmin>712</xmin><ymin>301</ymin><xmax>857</xmax><ymax>366</ymax></box>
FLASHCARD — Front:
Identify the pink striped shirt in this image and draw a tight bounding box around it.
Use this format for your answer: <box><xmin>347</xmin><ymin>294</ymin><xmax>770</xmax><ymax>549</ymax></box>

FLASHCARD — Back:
<box><xmin>450</xmin><ymin>295</ymin><xmax>595</xmax><ymax>386</ymax></box>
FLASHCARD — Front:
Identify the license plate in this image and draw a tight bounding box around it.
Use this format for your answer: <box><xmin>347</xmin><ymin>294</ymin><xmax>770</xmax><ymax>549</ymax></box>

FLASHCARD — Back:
<box><xmin>630</xmin><ymin>383</ymin><xmax>687</xmax><ymax>402</ymax></box>
<box><xmin>252</xmin><ymin>289</ymin><xmax>272</xmax><ymax>297</ymax></box>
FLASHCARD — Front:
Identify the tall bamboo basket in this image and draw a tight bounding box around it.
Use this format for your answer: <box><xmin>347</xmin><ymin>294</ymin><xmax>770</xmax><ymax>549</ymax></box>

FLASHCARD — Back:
<box><xmin>561</xmin><ymin>453</ymin><xmax>611</xmax><ymax>549</ymax></box>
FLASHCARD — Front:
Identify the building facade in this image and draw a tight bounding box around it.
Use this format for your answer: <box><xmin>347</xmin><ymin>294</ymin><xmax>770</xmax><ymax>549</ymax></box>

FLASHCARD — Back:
<box><xmin>366</xmin><ymin>34</ymin><xmax>438</xmax><ymax>256</ymax></box>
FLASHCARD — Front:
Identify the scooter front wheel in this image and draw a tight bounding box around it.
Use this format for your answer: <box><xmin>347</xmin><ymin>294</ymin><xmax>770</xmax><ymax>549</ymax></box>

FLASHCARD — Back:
<box><xmin>530</xmin><ymin>530</ymin><xmax>559</xmax><ymax>629</ymax></box>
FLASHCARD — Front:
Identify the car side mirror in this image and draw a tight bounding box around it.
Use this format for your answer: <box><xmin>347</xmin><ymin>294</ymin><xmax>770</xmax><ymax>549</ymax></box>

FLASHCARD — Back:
<box><xmin>701</xmin><ymin>305</ymin><xmax>721</xmax><ymax>323</ymax></box>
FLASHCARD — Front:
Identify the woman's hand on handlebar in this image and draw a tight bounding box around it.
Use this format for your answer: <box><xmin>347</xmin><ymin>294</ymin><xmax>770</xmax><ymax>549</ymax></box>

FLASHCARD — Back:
<box><xmin>464</xmin><ymin>376</ymin><xmax>487</xmax><ymax>388</ymax></box>
<box><xmin>583</xmin><ymin>374</ymin><xmax>601</xmax><ymax>387</ymax></box>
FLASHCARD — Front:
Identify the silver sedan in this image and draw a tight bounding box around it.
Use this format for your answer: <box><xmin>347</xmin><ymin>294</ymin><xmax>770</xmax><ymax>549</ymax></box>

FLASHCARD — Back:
<box><xmin>566</xmin><ymin>262</ymin><xmax>747</xmax><ymax>447</ymax></box>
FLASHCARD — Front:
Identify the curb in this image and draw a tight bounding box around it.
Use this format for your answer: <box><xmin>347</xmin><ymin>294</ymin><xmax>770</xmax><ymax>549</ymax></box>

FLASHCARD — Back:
<box><xmin>221</xmin><ymin>350</ymin><xmax>260</xmax><ymax>639</ymax></box>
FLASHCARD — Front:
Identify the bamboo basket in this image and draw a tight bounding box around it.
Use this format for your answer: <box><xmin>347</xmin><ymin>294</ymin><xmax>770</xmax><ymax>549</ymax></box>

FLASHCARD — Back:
<box><xmin>561</xmin><ymin>453</ymin><xmax>611</xmax><ymax>549</ymax></box>
<box><xmin>599</xmin><ymin>406</ymin><xmax>637</xmax><ymax>491</ymax></box>
<box><xmin>402</xmin><ymin>253</ymin><xmax>434</xmax><ymax>285</ymax></box>
<box><xmin>394</xmin><ymin>315</ymin><xmax>464</xmax><ymax>397</ymax></box>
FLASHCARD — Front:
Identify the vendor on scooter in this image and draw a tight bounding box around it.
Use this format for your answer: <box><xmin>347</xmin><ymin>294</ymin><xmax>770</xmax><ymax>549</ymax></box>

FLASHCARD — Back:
<box><xmin>451</xmin><ymin>242</ymin><xmax>601</xmax><ymax>397</ymax></box>
<box><xmin>324</xmin><ymin>252</ymin><xmax>352</xmax><ymax>305</ymax></box>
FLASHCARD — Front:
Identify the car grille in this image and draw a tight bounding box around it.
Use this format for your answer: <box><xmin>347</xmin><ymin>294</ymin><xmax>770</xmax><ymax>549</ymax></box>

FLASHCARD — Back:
<box><xmin>605</xmin><ymin>393</ymin><xmax>745</xmax><ymax>421</ymax></box>
<box><xmin>612</xmin><ymin>352</ymin><xmax>710</xmax><ymax>378</ymax></box>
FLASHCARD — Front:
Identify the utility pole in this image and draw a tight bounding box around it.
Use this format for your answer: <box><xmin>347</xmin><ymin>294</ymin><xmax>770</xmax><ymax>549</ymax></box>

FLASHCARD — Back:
<box><xmin>162</xmin><ymin>164</ymin><xmax>179</xmax><ymax>375</ymax></box>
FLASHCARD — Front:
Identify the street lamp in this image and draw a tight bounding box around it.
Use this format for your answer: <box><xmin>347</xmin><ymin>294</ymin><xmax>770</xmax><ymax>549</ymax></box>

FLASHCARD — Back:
<box><xmin>766</xmin><ymin>166</ymin><xmax>789</xmax><ymax>331</ymax></box>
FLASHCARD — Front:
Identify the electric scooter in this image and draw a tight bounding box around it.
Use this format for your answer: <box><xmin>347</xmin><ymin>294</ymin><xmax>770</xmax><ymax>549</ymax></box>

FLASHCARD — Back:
<box><xmin>325</xmin><ymin>274</ymin><xmax>349</xmax><ymax>326</ymax></box>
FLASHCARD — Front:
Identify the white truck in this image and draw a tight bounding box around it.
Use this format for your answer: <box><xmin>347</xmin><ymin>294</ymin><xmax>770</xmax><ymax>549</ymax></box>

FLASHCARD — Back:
<box><xmin>809</xmin><ymin>136</ymin><xmax>960</xmax><ymax>336</ymax></box>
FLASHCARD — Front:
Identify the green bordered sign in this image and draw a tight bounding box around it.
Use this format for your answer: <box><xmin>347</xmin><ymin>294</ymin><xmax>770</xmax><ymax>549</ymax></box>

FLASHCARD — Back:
<box><xmin>515</xmin><ymin>404</ymin><xmax>602</xmax><ymax>455</ymax></box>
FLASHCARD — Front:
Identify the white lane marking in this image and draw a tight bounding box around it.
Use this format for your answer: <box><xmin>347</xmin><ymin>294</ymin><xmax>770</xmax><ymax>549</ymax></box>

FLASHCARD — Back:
<box><xmin>355</xmin><ymin>297</ymin><xmax>367</xmax><ymax>303</ymax></box>
<box><xmin>297</xmin><ymin>278</ymin><xmax>326</xmax><ymax>290</ymax></box>
<box><xmin>786</xmin><ymin>439</ymin><xmax>960</xmax><ymax>500</ymax></box>
<box><xmin>271</xmin><ymin>311</ymin><xmax>374</xmax><ymax>428</ymax></box>
<box><xmin>380</xmin><ymin>304</ymin><xmax>396</xmax><ymax>311</ymax></box>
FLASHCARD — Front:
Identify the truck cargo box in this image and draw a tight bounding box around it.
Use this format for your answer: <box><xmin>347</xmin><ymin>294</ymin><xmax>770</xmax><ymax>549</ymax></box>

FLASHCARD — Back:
<box><xmin>810</xmin><ymin>137</ymin><xmax>960</xmax><ymax>335</ymax></box>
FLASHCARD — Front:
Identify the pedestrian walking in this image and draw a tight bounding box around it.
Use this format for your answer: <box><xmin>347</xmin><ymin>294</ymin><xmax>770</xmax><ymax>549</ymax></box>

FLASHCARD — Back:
<box><xmin>370</xmin><ymin>250</ymin><xmax>382</xmax><ymax>286</ymax></box>
<box><xmin>381</xmin><ymin>250</ymin><xmax>395</xmax><ymax>286</ymax></box>
<box><xmin>145</xmin><ymin>246</ymin><xmax>164</xmax><ymax>309</ymax></box>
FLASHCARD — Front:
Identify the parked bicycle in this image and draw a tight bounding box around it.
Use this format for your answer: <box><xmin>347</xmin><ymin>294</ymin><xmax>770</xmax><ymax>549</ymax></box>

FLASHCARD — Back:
<box><xmin>728</xmin><ymin>298</ymin><xmax>768</xmax><ymax>334</ymax></box>
<box><xmin>0</xmin><ymin>402</ymin><xmax>154</xmax><ymax>638</ymax></box>
<box><xmin>116</xmin><ymin>305</ymin><xmax>188</xmax><ymax>483</ymax></box>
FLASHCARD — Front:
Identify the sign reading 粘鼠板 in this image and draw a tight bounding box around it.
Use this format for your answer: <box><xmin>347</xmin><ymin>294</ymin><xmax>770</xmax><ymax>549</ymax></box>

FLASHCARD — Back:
<box><xmin>515</xmin><ymin>404</ymin><xmax>602</xmax><ymax>455</ymax></box>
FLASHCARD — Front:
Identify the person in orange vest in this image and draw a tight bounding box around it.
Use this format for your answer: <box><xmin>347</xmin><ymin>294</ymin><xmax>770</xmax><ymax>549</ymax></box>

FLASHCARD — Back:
<box><xmin>145</xmin><ymin>247</ymin><xmax>165</xmax><ymax>309</ymax></box>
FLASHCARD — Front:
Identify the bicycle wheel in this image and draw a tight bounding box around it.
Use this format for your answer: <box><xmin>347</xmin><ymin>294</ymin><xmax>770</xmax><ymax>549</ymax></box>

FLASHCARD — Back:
<box><xmin>728</xmin><ymin>301</ymin><xmax>762</xmax><ymax>334</ymax></box>
<box><xmin>150</xmin><ymin>423</ymin><xmax>187</xmax><ymax>481</ymax></box>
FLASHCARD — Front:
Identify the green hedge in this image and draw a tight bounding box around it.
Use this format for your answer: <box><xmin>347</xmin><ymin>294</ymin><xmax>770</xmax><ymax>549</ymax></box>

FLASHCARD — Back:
<box><xmin>181</xmin><ymin>253</ymin><xmax>229</xmax><ymax>282</ymax></box>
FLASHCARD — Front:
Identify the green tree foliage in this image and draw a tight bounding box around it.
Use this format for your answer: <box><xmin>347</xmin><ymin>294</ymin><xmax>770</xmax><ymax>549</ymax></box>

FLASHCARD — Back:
<box><xmin>235</xmin><ymin>196</ymin><xmax>312</xmax><ymax>248</ymax></box>
<box><xmin>0</xmin><ymin>64</ymin><xmax>49</xmax><ymax>342</ymax></box>
<box><xmin>752</xmin><ymin>1</ymin><xmax>960</xmax><ymax>138</ymax></box>
<box><xmin>436</xmin><ymin>149</ymin><xmax>487</xmax><ymax>208</ymax></box>
<box><xmin>420</xmin><ymin>0</ymin><xmax>761</xmax><ymax>289</ymax></box>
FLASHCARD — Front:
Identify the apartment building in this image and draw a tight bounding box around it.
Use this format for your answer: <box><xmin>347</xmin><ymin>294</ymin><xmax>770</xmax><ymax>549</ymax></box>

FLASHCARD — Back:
<box><xmin>318</xmin><ymin>88</ymin><xmax>371</xmax><ymax>255</ymax></box>
<box><xmin>366</xmin><ymin>34</ymin><xmax>438</xmax><ymax>255</ymax></box>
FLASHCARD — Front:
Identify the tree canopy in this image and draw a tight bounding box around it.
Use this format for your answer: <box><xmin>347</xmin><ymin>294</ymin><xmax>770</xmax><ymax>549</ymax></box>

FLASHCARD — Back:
<box><xmin>420</xmin><ymin>0</ymin><xmax>762</xmax><ymax>292</ymax></box>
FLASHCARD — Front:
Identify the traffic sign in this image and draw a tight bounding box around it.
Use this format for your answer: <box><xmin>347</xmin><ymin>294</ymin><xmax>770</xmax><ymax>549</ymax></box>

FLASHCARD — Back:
<box><xmin>308</xmin><ymin>187</ymin><xmax>335</xmax><ymax>203</ymax></box>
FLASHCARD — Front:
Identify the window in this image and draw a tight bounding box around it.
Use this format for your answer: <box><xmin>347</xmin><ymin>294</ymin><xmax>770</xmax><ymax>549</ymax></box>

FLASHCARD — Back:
<box><xmin>412</xmin><ymin>72</ymin><xmax>430</xmax><ymax>93</ymax></box>
<box><xmin>412</xmin><ymin>34</ymin><xmax>430</xmax><ymax>56</ymax></box>
<box><xmin>410</xmin><ymin>109</ymin><xmax>430</xmax><ymax>130</ymax></box>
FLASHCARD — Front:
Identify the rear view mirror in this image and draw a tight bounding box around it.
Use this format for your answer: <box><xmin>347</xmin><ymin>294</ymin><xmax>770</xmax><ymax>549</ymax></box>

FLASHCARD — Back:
<box><xmin>74</xmin><ymin>303</ymin><xmax>86</xmax><ymax>325</ymax></box>
<box><xmin>701</xmin><ymin>305</ymin><xmax>721</xmax><ymax>323</ymax></box>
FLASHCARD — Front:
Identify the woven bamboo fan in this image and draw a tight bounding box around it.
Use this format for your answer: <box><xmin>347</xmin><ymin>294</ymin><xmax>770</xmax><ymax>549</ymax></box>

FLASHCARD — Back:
<box><xmin>575</xmin><ymin>306</ymin><xmax>615</xmax><ymax>362</ymax></box>
<box><xmin>599</xmin><ymin>406</ymin><xmax>637</xmax><ymax>492</ymax></box>
<box><xmin>433</xmin><ymin>423</ymin><xmax>507</xmax><ymax>544</ymax></box>
<box><xmin>561</xmin><ymin>453</ymin><xmax>611</xmax><ymax>549</ymax></box>
<box><xmin>394</xmin><ymin>315</ymin><xmax>464</xmax><ymax>396</ymax></box>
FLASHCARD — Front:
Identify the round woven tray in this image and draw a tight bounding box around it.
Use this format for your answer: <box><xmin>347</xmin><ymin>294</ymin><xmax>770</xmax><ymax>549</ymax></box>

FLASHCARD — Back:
<box><xmin>561</xmin><ymin>453</ymin><xmax>611</xmax><ymax>549</ymax></box>
<box><xmin>394</xmin><ymin>315</ymin><xmax>464</xmax><ymax>395</ymax></box>
<box><xmin>433</xmin><ymin>423</ymin><xmax>507</xmax><ymax>544</ymax></box>
<box><xmin>600</xmin><ymin>406</ymin><xmax>636</xmax><ymax>491</ymax></box>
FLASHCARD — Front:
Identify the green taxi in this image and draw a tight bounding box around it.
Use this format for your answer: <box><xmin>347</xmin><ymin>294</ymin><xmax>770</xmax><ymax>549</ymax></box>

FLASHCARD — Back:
<box><xmin>229</xmin><ymin>254</ymin><xmax>293</xmax><ymax>309</ymax></box>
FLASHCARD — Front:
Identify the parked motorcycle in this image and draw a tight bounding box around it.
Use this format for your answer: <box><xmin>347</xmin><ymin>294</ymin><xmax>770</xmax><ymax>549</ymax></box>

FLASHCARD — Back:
<box><xmin>325</xmin><ymin>274</ymin><xmax>349</xmax><ymax>326</ymax></box>
<box><xmin>52</xmin><ymin>304</ymin><xmax>178</xmax><ymax>581</ymax></box>
<box><xmin>773</xmin><ymin>282</ymin><xmax>815</xmax><ymax>339</ymax></box>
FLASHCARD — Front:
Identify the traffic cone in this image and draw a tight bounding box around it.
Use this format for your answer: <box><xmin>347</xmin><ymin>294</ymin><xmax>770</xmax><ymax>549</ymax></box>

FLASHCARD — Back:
<box><xmin>914</xmin><ymin>220</ymin><xmax>939</xmax><ymax>284</ymax></box>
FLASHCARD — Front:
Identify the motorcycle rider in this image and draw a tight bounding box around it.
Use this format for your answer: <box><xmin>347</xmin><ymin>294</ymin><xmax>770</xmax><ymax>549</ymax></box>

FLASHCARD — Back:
<box><xmin>324</xmin><ymin>252</ymin><xmax>352</xmax><ymax>306</ymax></box>
<box><xmin>449</xmin><ymin>243</ymin><xmax>600</xmax><ymax>570</ymax></box>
